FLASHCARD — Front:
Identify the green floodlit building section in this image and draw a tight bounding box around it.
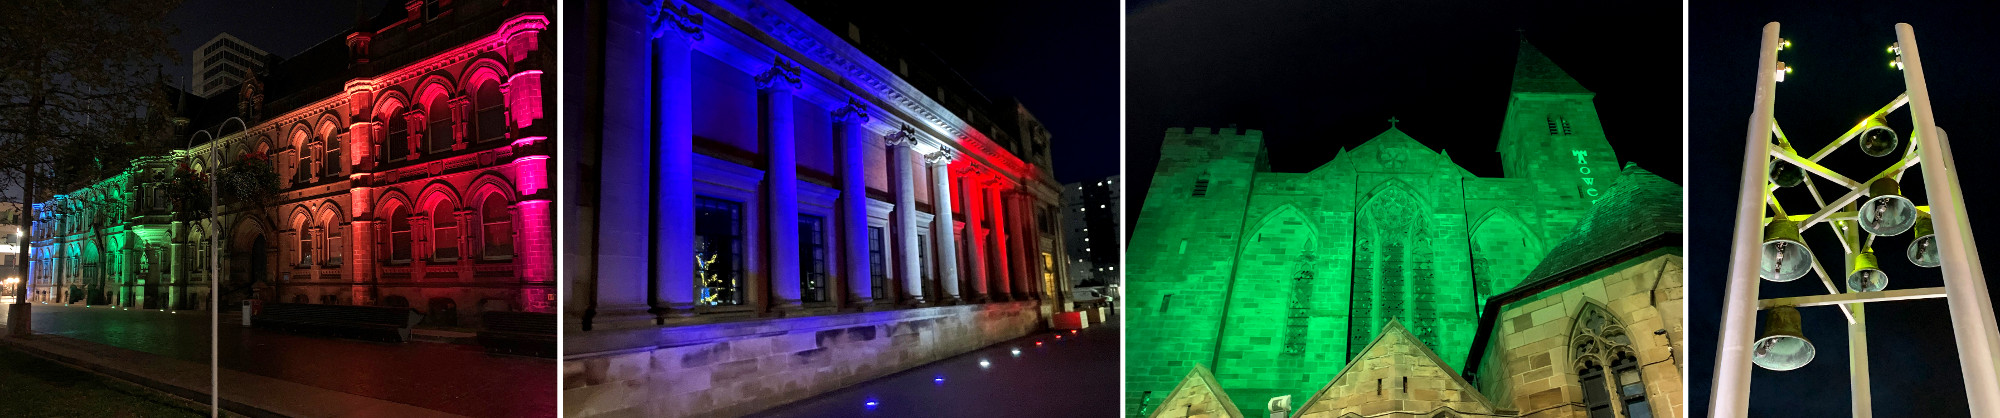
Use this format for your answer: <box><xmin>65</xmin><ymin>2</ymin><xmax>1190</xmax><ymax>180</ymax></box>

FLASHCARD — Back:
<box><xmin>1126</xmin><ymin>41</ymin><xmax>1626</xmax><ymax>415</ymax></box>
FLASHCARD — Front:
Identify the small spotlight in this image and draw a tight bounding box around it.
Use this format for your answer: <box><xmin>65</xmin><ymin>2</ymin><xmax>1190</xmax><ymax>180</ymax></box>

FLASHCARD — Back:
<box><xmin>1010</xmin><ymin>348</ymin><xmax>1022</xmax><ymax>357</ymax></box>
<box><xmin>1055</xmin><ymin>335</ymin><xmax>1063</xmax><ymax>340</ymax></box>
<box><xmin>933</xmin><ymin>376</ymin><xmax>945</xmax><ymax>384</ymax></box>
<box><xmin>979</xmin><ymin>359</ymin><xmax>992</xmax><ymax>368</ymax></box>
<box><xmin>1035</xmin><ymin>341</ymin><xmax>1043</xmax><ymax>346</ymax></box>
<box><xmin>864</xmin><ymin>400</ymin><xmax>880</xmax><ymax>409</ymax></box>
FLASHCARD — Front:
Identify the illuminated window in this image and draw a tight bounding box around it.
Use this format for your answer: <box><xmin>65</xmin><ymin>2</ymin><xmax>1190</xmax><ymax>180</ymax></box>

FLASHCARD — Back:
<box><xmin>432</xmin><ymin>200</ymin><xmax>458</xmax><ymax>261</ymax></box>
<box><xmin>1574</xmin><ymin>303</ymin><xmax>1649</xmax><ymax>418</ymax></box>
<box><xmin>482</xmin><ymin>194</ymin><xmax>513</xmax><ymax>258</ymax></box>
<box><xmin>799</xmin><ymin>215</ymin><xmax>827</xmax><ymax>303</ymax></box>
<box><xmin>868</xmin><ymin>226</ymin><xmax>888</xmax><ymax>299</ymax></box>
<box><xmin>695</xmin><ymin>197</ymin><xmax>745</xmax><ymax>306</ymax></box>
<box><xmin>476</xmin><ymin>80</ymin><xmax>507</xmax><ymax>143</ymax></box>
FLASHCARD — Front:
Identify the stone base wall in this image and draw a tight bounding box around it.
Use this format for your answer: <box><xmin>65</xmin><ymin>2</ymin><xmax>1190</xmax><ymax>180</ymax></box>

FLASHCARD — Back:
<box><xmin>564</xmin><ymin>300</ymin><xmax>1045</xmax><ymax>417</ymax></box>
<box><xmin>1485</xmin><ymin>253</ymin><xmax>1682</xmax><ymax>418</ymax></box>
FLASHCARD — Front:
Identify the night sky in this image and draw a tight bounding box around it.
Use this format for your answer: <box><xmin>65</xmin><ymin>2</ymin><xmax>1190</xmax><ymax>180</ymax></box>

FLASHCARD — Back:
<box><xmin>834</xmin><ymin>1</ymin><xmax>1120</xmax><ymax>185</ymax></box>
<box><xmin>1124</xmin><ymin>0</ymin><xmax>1683</xmax><ymax>238</ymax></box>
<box><xmin>162</xmin><ymin>1</ymin><xmax>392</xmax><ymax>90</ymax></box>
<box><xmin>1689</xmin><ymin>2</ymin><xmax>2000</xmax><ymax>417</ymax></box>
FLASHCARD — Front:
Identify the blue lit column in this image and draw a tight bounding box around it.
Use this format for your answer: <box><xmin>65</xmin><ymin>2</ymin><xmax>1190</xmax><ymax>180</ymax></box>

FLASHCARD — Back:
<box><xmin>640</xmin><ymin>1</ymin><xmax>702</xmax><ymax>321</ymax></box>
<box><xmin>757</xmin><ymin>59</ymin><xmax>803</xmax><ymax>312</ymax></box>
<box><xmin>832</xmin><ymin>99</ymin><xmax>874</xmax><ymax>308</ymax></box>
<box><xmin>926</xmin><ymin>151</ymin><xmax>961</xmax><ymax>304</ymax></box>
<box><xmin>888</xmin><ymin>127</ymin><xmax>926</xmax><ymax>306</ymax></box>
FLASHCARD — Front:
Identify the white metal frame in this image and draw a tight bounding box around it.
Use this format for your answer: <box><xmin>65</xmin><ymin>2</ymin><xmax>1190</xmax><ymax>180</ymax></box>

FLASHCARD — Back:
<box><xmin>1709</xmin><ymin>23</ymin><xmax>2000</xmax><ymax>417</ymax></box>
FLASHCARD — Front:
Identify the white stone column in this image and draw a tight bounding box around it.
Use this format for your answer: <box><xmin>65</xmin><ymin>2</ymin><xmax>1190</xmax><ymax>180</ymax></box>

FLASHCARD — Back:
<box><xmin>646</xmin><ymin>3</ymin><xmax>702</xmax><ymax>320</ymax></box>
<box><xmin>926</xmin><ymin>152</ymin><xmax>961</xmax><ymax>304</ymax></box>
<box><xmin>757</xmin><ymin>58</ymin><xmax>803</xmax><ymax>312</ymax></box>
<box><xmin>984</xmin><ymin>180</ymin><xmax>1012</xmax><ymax>301</ymax></box>
<box><xmin>888</xmin><ymin>127</ymin><xmax>926</xmax><ymax>306</ymax></box>
<box><xmin>958</xmin><ymin>170</ymin><xmax>989</xmax><ymax>302</ymax></box>
<box><xmin>832</xmin><ymin>99</ymin><xmax>874</xmax><ymax>308</ymax></box>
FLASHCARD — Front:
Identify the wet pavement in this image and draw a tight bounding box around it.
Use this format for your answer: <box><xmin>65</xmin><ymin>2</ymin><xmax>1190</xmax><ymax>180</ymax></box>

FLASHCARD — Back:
<box><xmin>1</xmin><ymin>304</ymin><xmax>555</xmax><ymax>417</ymax></box>
<box><xmin>751</xmin><ymin>318</ymin><xmax>1122</xmax><ymax>418</ymax></box>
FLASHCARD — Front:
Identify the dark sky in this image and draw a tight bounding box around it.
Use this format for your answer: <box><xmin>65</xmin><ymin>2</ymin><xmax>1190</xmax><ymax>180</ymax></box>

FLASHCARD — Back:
<box><xmin>1689</xmin><ymin>2</ymin><xmax>2000</xmax><ymax>417</ymax></box>
<box><xmin>162</xmin><ymin>0</ymin><xmax>392</xmax><ymax>90</ymax></box>
<box><xmin>1124</xmin><ymin>0</ymin><xmax>1683</xmax><ymax>238</ymax></box>
<box><xmin>839</xmin><ymin>1</ymin><xmax>1119</xmax><ymax>185</ymax></box>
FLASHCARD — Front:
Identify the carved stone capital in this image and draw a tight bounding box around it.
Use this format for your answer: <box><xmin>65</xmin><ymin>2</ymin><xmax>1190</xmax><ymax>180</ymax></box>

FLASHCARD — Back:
<box><xmin>832</xmin><ymin>97</ymin><xmax>870</xmax><ymax>124</ymax></box>
<box><xmin>641</xmin><ymin>0</ymin><xmax>704</xmax><ymax>41</ymax></box>
<box><xmin>925</xmin><ymin>148</ymin><xmax>959</xmax><ymax>166</ymax></box>
<box><xmin>886</xmin><ymin>124</ymin><xmax>924</xmax><ymax>148</ymax></box>
<box><xmin>755</xmin><ymin>57</ymin><xmax>803</xmax><ymax>90</ymax></box>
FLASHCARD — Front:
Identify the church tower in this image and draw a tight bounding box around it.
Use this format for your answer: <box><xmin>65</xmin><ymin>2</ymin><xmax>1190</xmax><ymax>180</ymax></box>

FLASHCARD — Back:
<box><xmin>1496</xmin><ymin>40</ymin><xmax>1623</xmax><ymax>243</ymax></box>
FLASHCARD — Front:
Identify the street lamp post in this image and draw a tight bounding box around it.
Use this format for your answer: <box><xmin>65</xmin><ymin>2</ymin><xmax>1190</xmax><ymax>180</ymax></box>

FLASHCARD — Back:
<box><xmin>1709</xmin><ymin>23</ymin><xmax>2000</xmax><ymax>417</ymax></box>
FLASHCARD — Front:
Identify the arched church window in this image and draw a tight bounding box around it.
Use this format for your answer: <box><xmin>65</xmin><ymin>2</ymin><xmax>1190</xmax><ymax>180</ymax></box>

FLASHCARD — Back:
<box><xmin>476</xmin><ymin>80</ymin><xmax>507</xmax><ymax>143</ymax></box>
<box><xmin>1574</xmin><ymin>303</ymin><xmax>1650</xmax><ymax>418</ymax></box>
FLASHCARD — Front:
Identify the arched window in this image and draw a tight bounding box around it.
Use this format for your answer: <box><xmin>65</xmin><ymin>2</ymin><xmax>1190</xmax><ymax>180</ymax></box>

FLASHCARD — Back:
<box><xmin>432</xmin><ymin>200</ymin><xmax>458</xmax><ymax>261</ymax></box>
<box><xmin>427</xmin><ymin>96</ymin><xmax>453</xmax><ymax>152</ymax></box>
<box><xmin>322</xmin><ymin>126</ymin><xmax>342</xmax><ymax>177</ymax></box>
<box><xmin>298</xmin><ymin>144</ymin><xmax>315</xmax><ymax>183</ymax></box>
<box><xmin>296</xmin><ymin>217</ymin><xmax>314</xmax><ymax>266</ymax></box>
<box><xmin>481</xmin><ymin>194</ymin><xmax>512</xmax><ymax>258</ymax></box>
<box><xmin>1574</xmin><ymin>304</ymin><xmax>1651</xmax><ymax>418</ymax></box>
<box><xmin>386</xmin><ymin>108</ymin><xmax>410</xmax><ymax>162</ymax></box>
<box><xmin>389</xmin><ymin>205</ymin><xmax>411</xmax><ymax>262</ymax></box>
<box><xmin>323</xmin><ymin>213</ymin><xmax>343</xmax><ymax>266</ymax></box>
<box><xmin>475</xmin><ymin>80</ymin><xmax>507</xmax><ymax>143</ymax></box>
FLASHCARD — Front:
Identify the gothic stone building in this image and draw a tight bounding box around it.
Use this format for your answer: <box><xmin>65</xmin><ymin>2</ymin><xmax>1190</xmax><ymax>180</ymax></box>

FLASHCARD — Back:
<box><xmin>1128</xmin><ymin>41</ymin><xmax>1683</xmax><ymax>418</ymax></box>
<box><xmin>28</xmin><ymin>0</ymin><xmax>555</xmax><ymax>327</ymax></box>
<box><xmin>562</xmin><ymin>1</ymin><xmax>1076</xmax><ymax>417</ymax></box>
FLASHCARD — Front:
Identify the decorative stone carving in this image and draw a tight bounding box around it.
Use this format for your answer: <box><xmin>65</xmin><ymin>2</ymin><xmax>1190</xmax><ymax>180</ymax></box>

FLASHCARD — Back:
<box><xmin>832</xmin><ymin>97</ymin><xmax>870</xmax><ymax>123</ymax></box>
<box><xmin>639</xmin><ymin>0</ymin><xmax>704</xmax><ymax>41</ymax></box>
<box><xmin>754</xmin><ymin>57</ymin><xmax>803</xmax><ymax>90</ymax></box>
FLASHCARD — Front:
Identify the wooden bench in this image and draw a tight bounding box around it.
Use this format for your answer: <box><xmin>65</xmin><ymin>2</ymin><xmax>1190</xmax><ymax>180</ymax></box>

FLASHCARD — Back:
<box><xmin>476</xmin><ymin>311</ymin><xmax>556</xmax><ymax>357</ymax></box>
<box><xmin>251</xmin><ymin>303</ymin><xmax>425</xmax><ymax>342</ymax></box>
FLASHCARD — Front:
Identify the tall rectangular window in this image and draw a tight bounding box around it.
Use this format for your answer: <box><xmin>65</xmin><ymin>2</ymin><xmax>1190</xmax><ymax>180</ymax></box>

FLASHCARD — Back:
<box><xmin>868</xmin><ymin>226</ymin><xmax>888</xmax><ymax>299</ymax></box>
<box><xmin>798</xmin><ymin>215</ymin><xmax>827</xmax><ymax>303</ymax></box>
<box><xmin>695</xmin><ymin>197</ymin><xmax>745</xmax><ymax>306</ymax></box>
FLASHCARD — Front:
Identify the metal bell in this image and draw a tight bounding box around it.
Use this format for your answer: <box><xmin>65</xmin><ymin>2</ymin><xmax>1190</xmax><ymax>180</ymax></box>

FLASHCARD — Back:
<box><xmin>1753</xmin><ymin>306</ymin><xmax>1815</xmax><ymax>371</ymax></box>
<box><xmin>1908</xmin><ymin>211</ymin><xmax>1940</xmax><ymax>268</ymax></box>
<box><xmin>1761</xmin><ymin>218</ymin><xmax>1813</xmax><ymax>282</ymax></box>
<box><xmin>1858</xmin><ymin>178</ymin><xmax>1917</xmax><ymax>236</ymax></box>
<box><xmin>1847</xmin><ymin>251</ymin><xmax>1886</xmax><ymax>292</ymax></box>
<box><xmin>1770</xmin><ymin>160</ymin><xmax>1804</xmax><ymax>188</ymax></box>
<box><xmin>1858</xmin><ymin>116</ymin><xmax>1899</xmax><ymax>157</ymax></box>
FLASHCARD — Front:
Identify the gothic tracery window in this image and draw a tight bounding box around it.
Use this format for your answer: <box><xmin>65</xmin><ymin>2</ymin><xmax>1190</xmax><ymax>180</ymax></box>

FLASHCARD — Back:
<box><xmin>1574</xmin><ymin>303</ymin><xmax>1651</xmax><ymax>418</ymax></box>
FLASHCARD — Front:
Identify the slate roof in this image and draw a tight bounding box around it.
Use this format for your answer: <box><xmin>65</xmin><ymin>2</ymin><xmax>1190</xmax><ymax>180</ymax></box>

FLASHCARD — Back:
<box><xmin>1517</xmin><ymin>163</ymin><xmax>1682</xmax><ymax>286</ymax></box>
<box><xmin>1511</xmin><ymin>40</ymin><xmax>1593</xmax><ymax>95</ymax></box>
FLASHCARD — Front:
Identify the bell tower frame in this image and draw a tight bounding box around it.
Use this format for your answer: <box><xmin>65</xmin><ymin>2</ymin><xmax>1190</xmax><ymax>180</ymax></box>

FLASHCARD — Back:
<box><xmin>1709</xmin><ymin>22</ymin><xmax>2000</xmax><ymax>417</ymax></box>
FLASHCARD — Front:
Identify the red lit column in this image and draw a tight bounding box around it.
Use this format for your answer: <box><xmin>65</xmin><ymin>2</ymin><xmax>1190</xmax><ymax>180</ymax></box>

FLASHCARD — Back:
<box><xmin>926</xmin><ymin>152</ymin><xmax>961</xmax><ymax>304</ymax></box>
<box><xmin>888</xmin><ymin>128</ymin><xmax>926</xmax><ymax>306</ymax></box>
<box><xmin>958</xmin><ymin>169</ymin><xmax>989</xmax><ymax>302</ymax></box>
<box><xmin>832</xmin><ymin>99</ymin><xmax>874</xmax><ymax>308</ymax></box>
<box><xmin>1004</xmin><ymin>191</ymin><xmax>1031</xmax><ymax>300</ymax></box>
<box><xmin>517</xmin><ymin>198</ymin><xmax>553</xmax><ymax>312</ymax></box>
<box><xmin>984</xmin><ymin>180</ymin><xmax>1012</xmax><ymax>302</ymax></box>
<box><xmin>756</xmin><ymin>59</ymin><xmax>804</xmax><ymax>313</ymax></box>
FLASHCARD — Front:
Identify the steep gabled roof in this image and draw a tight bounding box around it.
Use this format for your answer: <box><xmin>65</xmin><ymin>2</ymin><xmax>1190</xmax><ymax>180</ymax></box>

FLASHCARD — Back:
<box><xmin>1294</xmin><ymin>320</ymin><xmax>1499</xmax><ymax>417</ymax></box>
<box><xmin>1149</xmin><ymin>364</ymin><xmax>1246</xmax><ymax>418</ymax></box>
<box><xmin>1518</xmin><ymin>163</ymin><xmax>1682</xmax><ymax>285</ymax></box>
<box><xmin>1511</xmin><ymin>40</ymin><xmax>1592</xmax><ymax>95</ymax></box>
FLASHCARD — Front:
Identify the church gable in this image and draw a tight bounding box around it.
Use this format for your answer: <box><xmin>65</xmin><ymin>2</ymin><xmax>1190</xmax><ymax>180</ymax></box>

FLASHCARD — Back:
<box><xmin>1322</xmin><ymin>127</ymin><xmax>1468</xmax><ymax>176</ymax></box>
<box><xmin>1295</xmin><ymin>321</ymin><xmax>1499</xmax><ymax>418</ymax></box>
<box><xmin>1151</xmin><ymin>365</ymin><xmax>1247</xmax><ymax>418</ymax></box>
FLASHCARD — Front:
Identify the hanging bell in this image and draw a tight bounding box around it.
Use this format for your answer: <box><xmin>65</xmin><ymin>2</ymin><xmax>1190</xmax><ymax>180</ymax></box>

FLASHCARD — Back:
<box><xmin>1761</xmin><ymin>218</ymin><xmax>1813</xmax><ymax>282</ymax></box>
<box><xmin>1908</xmin><ymin>211</ymin><xmax>1940</xmax><ymax>268</ymax></box>
<box><xmin>1770</xmin><ymin>160</ymin><xmax>1805</xmax><ymax>188</ymax></box>
<box><xmin>1753</xmin><ymin>305</ymin><xmax>1815</xmax><ymax>371</ymax></box>
<box><xmin>1858</xmin><ymin>178</ymin><xmax>1917</xmax><ymax>236</ymax></box>
<box><xmin>1857</xmin><ymin>115</ymin><xmax>1899</xmax><ymax>157</ymax></box>
<box><xmin>1847</xmin><ymin>251</ymin><xmax>1887</xmax><ymax>292</ymax></box>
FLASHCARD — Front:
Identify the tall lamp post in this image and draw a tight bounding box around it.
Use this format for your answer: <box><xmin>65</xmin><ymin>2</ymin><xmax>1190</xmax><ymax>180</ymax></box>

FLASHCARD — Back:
<box><xmin>184</xmin><ymin>116</ymin><xmax>237</xmax><ymax>417</ymax></box>
<box><xmin>1709</xmin><ymin>23</ymin><xmax>2000</xmax><ymax>417</ymax></box>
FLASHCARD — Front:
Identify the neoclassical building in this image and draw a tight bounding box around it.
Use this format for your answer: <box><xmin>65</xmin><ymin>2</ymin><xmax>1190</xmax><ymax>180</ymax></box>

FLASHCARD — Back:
<box><xmin>27</xmin><ymin>0</ymin><xmax>554</xmax><ymax>327</ymax></box>
<box><xmin>1127</xmin><ymin>41</ymin><xmax>1683</xmax><ymax>418</ymax></box>
<box><xmin>562</xmin><ymin>0</ymin><xmax>1077</xmax><ymax>417</ymax></box>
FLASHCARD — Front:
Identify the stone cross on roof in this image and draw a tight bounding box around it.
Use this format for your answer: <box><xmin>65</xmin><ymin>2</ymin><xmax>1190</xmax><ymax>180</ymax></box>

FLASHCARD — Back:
<box><xmin>1388</xmin><ymin>116</ymin><xmax>1399</xmax><ymax>128</ymax></box>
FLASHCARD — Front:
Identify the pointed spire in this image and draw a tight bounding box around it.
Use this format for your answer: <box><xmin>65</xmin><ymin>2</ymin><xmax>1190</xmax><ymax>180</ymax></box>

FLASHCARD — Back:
<box><xmin>1511</xmin><ymin>39</ymin><xmax>1592</xmax><ymax>94</ymax></box>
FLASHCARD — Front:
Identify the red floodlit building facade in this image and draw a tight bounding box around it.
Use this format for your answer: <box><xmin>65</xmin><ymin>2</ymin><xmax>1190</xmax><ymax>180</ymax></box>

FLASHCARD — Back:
<box><xmin>564</xmin><ymin>0</ymin><xmax>1078</xmax><ymax>416</ymax></box>
<box><xmin>27</xmin><ymin>0</ymin><xmax>554</xmax><ymax>327</ymax></box>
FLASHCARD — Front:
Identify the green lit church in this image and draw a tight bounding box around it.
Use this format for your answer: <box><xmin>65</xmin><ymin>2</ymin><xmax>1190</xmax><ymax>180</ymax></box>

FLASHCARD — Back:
<box><xmin>1126</xmin><ymin>41</ymin><xmax>1684</xmax><ymax>418</ymax></box>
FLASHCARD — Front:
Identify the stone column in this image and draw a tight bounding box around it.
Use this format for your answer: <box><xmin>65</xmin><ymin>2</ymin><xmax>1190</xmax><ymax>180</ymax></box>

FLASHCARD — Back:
<box><xmin>1004</xmin><ymin>191</ymin><xmax>1031</xmax><ymax>300</ymax></box>
<box><xmin>350</xmin><ymin>220</ymin><xmax>377</xmax><ymax>305</ymax></box>
<box><xmin>517</xmin><ymin>199</ymin><xmax>554</xmax><ymax>312</ymax></box>
<box><xmin>757</xmin><ymin>58</ymin><xmax>803</xmax><ymax>313</ymax></box>
<box><xmin>635</xmin><ymin>1</ymin><xmax>702</xmax><ymax>322</ymax></box>
<box><xmin>888</xmin><ymin>127</ymin><xmax>926</xmax><ymax>306</ymax></box>
<box><xmin>832</xmin><ymin>99</ymin><xmax>874</xmax><ymax>308</ymax></box>
<box><xmin>958</xmin><ymin>170</ymin><xmax>988</xmax><ymax>302</ymax></box>
<box><xmin>926</xmin><ymin>152</ymin><xmax>961</xmax><ymax>304</ymax></box>
<box><xmin>984</xmin><ymin>181</ymin><xmax>1012</xmax><ymax>301</ymax></box>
